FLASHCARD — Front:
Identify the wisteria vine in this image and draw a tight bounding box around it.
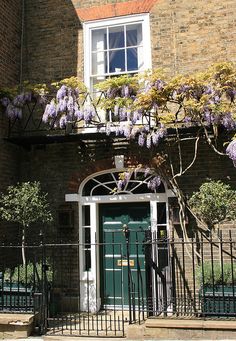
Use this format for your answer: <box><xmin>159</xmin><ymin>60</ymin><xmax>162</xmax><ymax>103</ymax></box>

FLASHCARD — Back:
<box><xmin>1</xmin><ymin>63</ymin><xmax>236</xmax><ymax>165</ymax></box>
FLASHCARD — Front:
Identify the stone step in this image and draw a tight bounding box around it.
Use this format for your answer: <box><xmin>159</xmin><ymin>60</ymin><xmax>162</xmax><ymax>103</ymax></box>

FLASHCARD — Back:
<box><xmin>0</xmin><ymin>313</ymin><xmax>35</xmax><ymax>339</ymax></box>
<box><xmin>145</xmin><ymin>318</ymin><xmax>236</xmax><ymax>340</ymax></box>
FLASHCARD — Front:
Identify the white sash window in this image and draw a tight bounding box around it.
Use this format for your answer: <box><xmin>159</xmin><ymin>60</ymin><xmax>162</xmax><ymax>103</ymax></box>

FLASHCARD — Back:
<box><xmin>84</xmin><ymin>14</ymin><xmax>152</xmax><ymax>92</ymax></box>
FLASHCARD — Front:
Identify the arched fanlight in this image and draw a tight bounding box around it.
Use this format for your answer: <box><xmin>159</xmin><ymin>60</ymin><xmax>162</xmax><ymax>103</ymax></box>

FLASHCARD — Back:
<box><xmin>82</xmin><ymin>170</ymin><xmax>165</xmax><ymax>196</ymax></box>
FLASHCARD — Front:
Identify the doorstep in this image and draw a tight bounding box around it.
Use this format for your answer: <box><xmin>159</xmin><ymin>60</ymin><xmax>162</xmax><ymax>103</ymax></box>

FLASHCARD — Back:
<box><xmin>144</xmin><ymin>318</ymin><xmax>236</xmax><ymax>340</ymax></box>
<box><xmin>0</xmin><ymin>313</ymin><xmax>35</xmax><ymax>339</ymax></box>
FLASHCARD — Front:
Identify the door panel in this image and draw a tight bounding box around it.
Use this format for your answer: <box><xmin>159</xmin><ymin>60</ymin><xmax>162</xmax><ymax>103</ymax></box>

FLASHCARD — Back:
<box><xmin>100</xmin><ymin>203</ymin><xmax>150</xmax><ymax>307</ymax></box>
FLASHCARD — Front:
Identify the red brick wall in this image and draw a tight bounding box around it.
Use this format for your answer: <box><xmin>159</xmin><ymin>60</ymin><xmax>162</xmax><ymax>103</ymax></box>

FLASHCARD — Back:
<box><xmin>0</xmin><ymin>0</ymin><xmax>235</xmax><ymax>242</ymax></box>
<box><xmin>22</xmin><ymin>0</ymin><xmax>236</xmax><ymax>83</ymax></box>
<box><xmin>0</xmin><ymin>0</ymin><xmax>21</xmax><ymax>86</ymax></box>
<box><xmin>0</xmin><ymin>0</ymin><xmax>21</xmax><ymax>192</ymax></box>
<box><xmin>0</xmin><ymin>0</ymin><xmax>22</xmax><ymax>240</ymax></box>
<box><xmin>23</xmin><ymin>0</ymin><xmax>81</xmax><ymax>83</ymax></box>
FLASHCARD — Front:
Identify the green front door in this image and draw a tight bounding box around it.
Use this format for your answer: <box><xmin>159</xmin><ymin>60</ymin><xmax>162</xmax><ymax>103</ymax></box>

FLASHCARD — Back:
<box><xmin>99</xmin><ymin>202</ymin><xmax>150</xmax><ymax>307</ymax></box>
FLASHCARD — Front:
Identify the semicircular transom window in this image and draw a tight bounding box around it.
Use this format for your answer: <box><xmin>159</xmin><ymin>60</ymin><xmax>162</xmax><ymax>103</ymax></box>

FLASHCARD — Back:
<box><xmin>82</xmin><ymin>170</ymin><xmax>165</xmax><ymax>196</ymax></box>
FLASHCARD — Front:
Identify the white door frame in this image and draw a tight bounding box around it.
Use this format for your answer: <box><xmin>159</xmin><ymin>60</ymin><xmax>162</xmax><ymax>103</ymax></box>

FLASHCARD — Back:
<box><xmin>65</xmin><ymin>168</ymin><xmax>175</xmax><ymax>311</ymax></box>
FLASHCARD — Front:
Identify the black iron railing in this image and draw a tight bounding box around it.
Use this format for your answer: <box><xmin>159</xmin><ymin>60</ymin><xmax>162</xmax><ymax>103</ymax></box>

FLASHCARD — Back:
<box><xmin>0</xmin><ymin>230</ymin><xmax>236</xmax><ymax>336</ymax></box>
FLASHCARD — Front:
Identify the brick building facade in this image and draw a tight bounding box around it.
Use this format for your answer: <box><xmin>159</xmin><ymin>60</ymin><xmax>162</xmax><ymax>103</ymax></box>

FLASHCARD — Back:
<box><xmin>1</xmin><ymin>0</ymin><xmax>236</xmax><ymax>331</ymax></box>
<box><xmin>15</xmin><ymin>0</ymin><xmax>236</xmax><ymax>242</ymax></box>
<box><xmin>1</xmin><ymin>0</ymin><xmax>236</xmax><ymax>269</ymax></box>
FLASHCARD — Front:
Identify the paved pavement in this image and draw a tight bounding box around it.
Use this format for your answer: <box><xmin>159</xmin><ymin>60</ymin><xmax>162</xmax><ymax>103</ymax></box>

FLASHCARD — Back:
<box><xmin>0</xmin><ymin>336</ymin><xmax>236</xmax><ymax>341</ymax></box>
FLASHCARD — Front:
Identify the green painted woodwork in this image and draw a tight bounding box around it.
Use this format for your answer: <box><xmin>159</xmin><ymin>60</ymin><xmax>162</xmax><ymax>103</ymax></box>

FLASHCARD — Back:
<box><xmin>99</xmin><ymin>202</ymin><xmax>150</xmax><ymax>307</ymax></box>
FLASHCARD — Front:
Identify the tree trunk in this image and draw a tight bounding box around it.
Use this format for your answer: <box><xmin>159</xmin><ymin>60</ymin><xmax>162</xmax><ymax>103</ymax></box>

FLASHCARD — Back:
<box><xmin>22</xmin><ymin>226</ymin><xmax>26</xmax><ymax>266</ymax></box>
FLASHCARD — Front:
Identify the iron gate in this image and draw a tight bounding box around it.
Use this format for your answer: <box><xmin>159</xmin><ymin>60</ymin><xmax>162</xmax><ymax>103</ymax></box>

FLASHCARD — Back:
<box><xmin>45</xmin><ymin>231</ymin><xmax>172</xmax><ymax>337</ymax></box>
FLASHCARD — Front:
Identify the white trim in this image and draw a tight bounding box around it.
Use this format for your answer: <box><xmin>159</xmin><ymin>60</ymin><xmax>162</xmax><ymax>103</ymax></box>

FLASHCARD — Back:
<box><xmin>79</xmin><ymin>193</ymin><xmax>168</xmax><ymax>204</ymax></box>
<box><xmin>83</xmin><ymin>13</ymin><xmax>152</xmax><ymax>90</ymax></box>
<box><xmin>65</xmin><ymin>169</ymin><xmax>175</xmax><ymax>312</ymax></box>
<box><xmin>65</xmin><ymin>193</ymin><xmax>78</xmax><ymax>202</ymax></box>
<box><xmin>77</xmin><ymin>168</ymin><xmax>170</xmax><ymax>196</ymax></box>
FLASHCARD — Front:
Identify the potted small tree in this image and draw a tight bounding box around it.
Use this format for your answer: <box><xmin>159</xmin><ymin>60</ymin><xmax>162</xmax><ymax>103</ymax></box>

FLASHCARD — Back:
<box><xmin>0</xmin><ymin>182</ymin><xmax>53</xmax><ymax>311</ymax></box>
<box><xmin>189</xmin><ymin>180</ymin><xmax>236</xmax><ymax>231</ymax></box>
<box><xmin>0</xmin><ymin>181</ymin><xmax>53</xmax><ymax>265</ymax></box>
<box><xmin>189</xmin><ymin>180</ymin><xmax>236</xmax><ymax>316</ymax></box>
<box><xmin>196</xmin><ymin>262</ymin><xmax>236</xmax><ymax>316</ymax></box>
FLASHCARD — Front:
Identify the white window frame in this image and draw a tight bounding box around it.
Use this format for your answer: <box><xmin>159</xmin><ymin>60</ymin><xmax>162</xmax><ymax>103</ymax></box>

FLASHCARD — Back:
<box><xmin>83</xmin><ymin>13</ymin><xmax>152</xmax><ymax>91</ymax></box>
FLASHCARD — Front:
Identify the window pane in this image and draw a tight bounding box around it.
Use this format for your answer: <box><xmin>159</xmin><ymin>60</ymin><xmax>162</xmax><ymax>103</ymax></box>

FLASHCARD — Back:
<box><xmin>84</xmin><ymin>227</ymin><xmax>91</xmax><ymax>244</ymax></box>
<box><xmin>109</xmin><ymin>49</ymin><xmax>125</xmax><ymax>73</ymax></box>
<box><xmin>92</xmin><ymin>51</ymin><xmax>107</xmax><ymax>75</ymax></box>
<box><xmin>92</xmin><ymin>28</ymin><xmax>107</xmax><ymax>51</ymax></box>
<box><xmin>109</xmin><ymin>26</ymin><xmax>124</xmax><ymax>49</ymax></box>
<box><xmin>126</xmin><ymin>24</ymin><xmax>142</xmax><ymax>47</ymax></box>
<box><xmin>127</xmin><ymin>48</ymin><xmax>138</xmax><ymax>71</ymax></box>
<box><xmin>157</xmin><ymin>203</ymin><xmax>166</xmax><ymax>224</ymax></box>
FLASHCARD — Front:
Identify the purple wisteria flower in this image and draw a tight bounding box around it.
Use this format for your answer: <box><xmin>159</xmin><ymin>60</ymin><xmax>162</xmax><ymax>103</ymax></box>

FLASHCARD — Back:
<box><xmin>59</xmin><ymin>115</ymin><xmax>67</xmax><ymax>128</ymax></box>
<box><xmin>204</xmin><ymin>85</ymin><xmax>213</xmax><ymax>95</ymax></box>
<box><xmin>203</xmin><ymin>110</ymin><xmax>212</xmax><ymax>125</ymax></box>
<box><xmin>130</xmin><ymin>126</ymin><xmax>140</xmax><ymax>139</ymax></box>
<box><xmin>221</xmin><ymin>112</ymin><xmax>236</xmax><ymax>130</ymax></box>
<box><xmin>6</xmin><ymin>104</ymin><xmax>22</xmax><ymax>119</ymax></box>
<box><xmin>226</xmin><ymin>89</ymin><xmax>236</xmax><ymax>102</ymax></box>
<box><xmin>144</xmin><ymin>168</ymin><xmax>151</xmax><ymax>177</ymax></box>
<box><xmin>57</xmin><ymin>98</ymin><xmax>67</xmax><ymax>112</ymax></box>
<box><xmin>147</xmin><ymin>176</ymin><xmax>161</xmax><ymax>191</ymax></box>
<box><xmin>117</xmin><ymin>180</ymin><xmax>124</xmax><ymax>191</ymax></box>
<box><xmin>151</xmin><ymin>127</ymin><xmax>167</xmax><ymax>146</ymax></box>
<box><xmin>83</xmin><ymin>108</ymin><xmax>95</xmax><ymax>123</ymax></box>
<box><xmin>13</xmin><ymin>94</ymin><xmax>25</xmax><ymax>107</ymax></box>
<box><xmin>154</xmin><ymin>79</ymin><xmax>165</xmax><ymax>91</ymax></box>
<box><xmin>119</xmin><ymin>108</ymin><xmax>127</xmax><ymax>121</ymax></box>
<box><xmin>121</xmin><ymin>85</ymin><xmax>130</xmax><ymax>98</ymax></box>
<box><xmin>138</xmin><ymin>133</ymin><xmax>145</xmax><ymax>146</ymax></box>
<box><xmin>117</xmin><ymin>172</ymin><xmax>131</xmax><ymax>191</ymax></box>
<box><xmin>67</xmin><ymin>95</ymin><xmax>74</xmax><ymax>112</ymax></box>
<box><xmin>107</xmin><ymin>87</ymin><xmax>118</xmax><ymax>99</ymax></box>
<box><xmin>144</xmin><ymin>81</ymin><xmax>152</xmax><ymax>93</ymax></box>
<box><xmin>123</xmin><ymin>124</ymin><xmax>131</xmax><ymax>138</ymax></box>
<box><xmin>24</xmin><ymin>92</ymin><xmax>32</xmax><ymax>102</ymax></box>
<box><xmin>42</xmin><ymin>101</ymin><xmax>57</xmax><ymax>122</ymax></box>
<box><xmin>226</xmin><ymin>140</ymin><xmax>236</xmax><ymax>167</ymax></box>
<box><xmin>57</xmin><ymin>85</ymin><xmax>67</xmax><ymax>100</ymax></box>
<box><xmin>132</xmin><ymin>110</ymin><xmax>142</xmax><ymax>123</ymax></box>
<box><xmin>38</xmin><ymin>95</ymin><xmax>47</xmax><ymax>105</ymax></box>
<box><xmin>183</xmin><ymin>116</ymin><xmax>192</xmax><ymax>123</ymax></box>
<box><xmin>74</xmin><ymin>110</ymin><xmax>83</xmax><ymax>120</ymax></box>
<box><xmin>1</xmin><ymin>97</ymin><xmax>10</xmax><ymax>107</ymax></box>
<box><xmin>146</xmin><ymin>134</ymin><xmax>152</xmax><ymax>148</ymax></box>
